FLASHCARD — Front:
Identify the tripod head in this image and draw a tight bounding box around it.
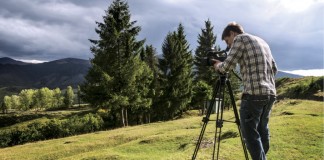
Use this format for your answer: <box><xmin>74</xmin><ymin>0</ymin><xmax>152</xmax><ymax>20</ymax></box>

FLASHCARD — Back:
<box><xmin>216</xmin><ymin>70</ymin><xmax>242</xmax><ymax>82</ymax></box>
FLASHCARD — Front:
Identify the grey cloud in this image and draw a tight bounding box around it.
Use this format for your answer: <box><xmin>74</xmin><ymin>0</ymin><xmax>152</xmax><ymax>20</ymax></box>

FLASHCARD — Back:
<box><xmin>272</xmin><ymin>43</ymin><xmax>323</xmax><ymax>70</ymax></box>
<box><xmin>0</xmin><ymin>39</ymin><xmax>31</xmax><ymax>57</ymax></box>
<box><xmin>0</xmin><ymin>0</ymin><xmax>322</xmax><ymax>71</ymax></box>
<box><xmin>126</xmin><ymin>0</ymin><xmax>324</xmax><ymax>71</ymax></box>
<box><xmin>0</xmin><ymin>0</ymin><xmax>102</xmax><ymax>60</ymax></box>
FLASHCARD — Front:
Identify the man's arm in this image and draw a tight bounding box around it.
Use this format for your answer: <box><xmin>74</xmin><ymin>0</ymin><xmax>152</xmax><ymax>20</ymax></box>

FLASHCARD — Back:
<box><xmin>213</xmin><ymin>36</ymin><xmax>244</xmax><ymax>73</ymax></box>
<box><xmin>272</xmin><ymin>60</ymin><xmax>278</xmax><ymax>75</ymax></box>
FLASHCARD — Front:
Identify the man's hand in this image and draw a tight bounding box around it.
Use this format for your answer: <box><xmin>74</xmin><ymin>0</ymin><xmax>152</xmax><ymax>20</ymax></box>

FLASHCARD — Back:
<box><xmin>212</xmin><ymin>59</ymin><xmax>222</xmax><ymax>72</ymax></box>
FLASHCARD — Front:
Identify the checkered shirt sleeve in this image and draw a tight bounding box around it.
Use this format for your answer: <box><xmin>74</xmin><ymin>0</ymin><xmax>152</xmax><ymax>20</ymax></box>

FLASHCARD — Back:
<box><xmin>217</xmin><ymin>33</ymin><xmax>277</xmax><ymax>95</ymax></box>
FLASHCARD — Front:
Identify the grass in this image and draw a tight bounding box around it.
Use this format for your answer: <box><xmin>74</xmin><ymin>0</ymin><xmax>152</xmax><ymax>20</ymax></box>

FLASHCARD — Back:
<box><xmin>269</xmin><ymin>99</ymin><xmax>323</xmax><ymax>159</ymax></box>
<box><xmin>276</xmin><ymin>76</ymin><xmax>323</xmax><ymax>100</ymax></box>
<box><xmin>0</xmin><ymin>99</ymin><xmax>323</xmax><ymax>159</ymax></box>
<box><xmin>0</xmin><ymin>105</ymin><xmax>93</xmax><ymax>129</ymax></box>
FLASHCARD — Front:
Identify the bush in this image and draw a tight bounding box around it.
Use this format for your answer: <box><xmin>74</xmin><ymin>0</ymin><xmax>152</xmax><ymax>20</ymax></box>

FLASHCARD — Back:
<box><xmin>64</xmin><ymin>113</ymin><xmax>104</xmax><ymax>135</ymax></box>
<box><xmin>284</xmin><ymin>77</ymin><xmax>324</xmax><ymax>99</ymax></box>
<box><xmin>0</xmin><ymin>113</ymin><xmax>104</xmax><ymax>148</ymax></box>
<box><xmin>25</xmin><ymin>121</ymin><xmax>46</xmax><ymax>141</ymax></box>
<box><xmin>0</xmin><ymin>130</ymin><xmax>11</xmax><ymax>147</ymax></box>
<box><xmin>43</xmin><ymin>119</ymin><xmax>69</xmax><ymax>138</ymax></box>
<box><xmin>276</xmin><ymin>77</ymin><xmax>290</xmax><ymax>88</ymax></box>
<box><xmin>8</xmin><ymin>127</ymin><xmax>29</xmax><ymax>146</ymax></box>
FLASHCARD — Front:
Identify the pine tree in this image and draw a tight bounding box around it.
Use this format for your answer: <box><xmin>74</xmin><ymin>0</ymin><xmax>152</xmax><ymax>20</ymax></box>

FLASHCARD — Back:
<box><xmin>194</xmin><ymin>19</ymin><xmax>220</xmax><ymax>86</ymax></box>
<box><xmin>81</xmin><ymin>0</ymin><xmax>152</xmax><ymax>127</ymax></box>
<box><xmin>194</xmin><ymin>20</ymin><xmax>241</xmax><ymax>109</ymax></box>
<box><xmin>159</xmin><ymin>24</ymin><xmax>194</xmax><ymax>119</ymax></box>
<box><xmin>140</xmin><ymin>45</ymin><xmax>161</xmax><ymax>122</ymax></box>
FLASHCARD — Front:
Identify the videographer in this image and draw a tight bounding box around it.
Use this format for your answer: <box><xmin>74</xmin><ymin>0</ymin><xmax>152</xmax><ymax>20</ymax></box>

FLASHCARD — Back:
<box><xmin>213</xmin><ymin>22</ymin><xmax>277</xmax><ymax>160</ymax></box>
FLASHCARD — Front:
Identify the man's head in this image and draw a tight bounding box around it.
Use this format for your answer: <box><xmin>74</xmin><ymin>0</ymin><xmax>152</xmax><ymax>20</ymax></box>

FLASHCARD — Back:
<box><xmin>221</xmin><ymin>22</ymin><xmax>244</xmax><ymax>47</ymax></box>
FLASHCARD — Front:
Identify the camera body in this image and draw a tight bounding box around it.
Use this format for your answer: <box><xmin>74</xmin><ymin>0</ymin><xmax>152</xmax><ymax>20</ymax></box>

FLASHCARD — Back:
<box><xmin>204</xmin><ymin>47</ymin><xmax>229</xmax><ymax>66</ymax></box>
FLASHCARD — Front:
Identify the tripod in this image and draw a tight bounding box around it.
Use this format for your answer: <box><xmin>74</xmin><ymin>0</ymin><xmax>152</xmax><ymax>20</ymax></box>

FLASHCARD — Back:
<box><xmin>192</xmin><ymin>73</ymin><xmax>249</xmax><ymax>160</ymax></box>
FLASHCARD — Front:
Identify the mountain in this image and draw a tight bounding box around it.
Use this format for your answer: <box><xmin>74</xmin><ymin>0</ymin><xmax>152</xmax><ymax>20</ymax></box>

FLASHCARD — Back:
<box><xmin>0</xmin><ymin>57</ymin><xmax>91</xmax><ymax>89</ymax></box>
<box><xmin>276</xmin><ymin>71</ymin><xmax>302</xmax><ymax>78</ymax></box>
<box><xmin>0</xmin><ymin>57</ymin><xmax>29</xmax><ymax>65</ymax></box>
<box><xmin>0</xmin><ymin>57</ymin><xmax>304</xmax><ymax>89</ymax></box>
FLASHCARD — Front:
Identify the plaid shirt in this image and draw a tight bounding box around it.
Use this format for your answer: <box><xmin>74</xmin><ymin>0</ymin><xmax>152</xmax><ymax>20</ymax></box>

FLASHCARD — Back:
<box><xmin>217</xmin><ymin>33</ymin><xmax>277</xmax><ymax>95</ymax></box>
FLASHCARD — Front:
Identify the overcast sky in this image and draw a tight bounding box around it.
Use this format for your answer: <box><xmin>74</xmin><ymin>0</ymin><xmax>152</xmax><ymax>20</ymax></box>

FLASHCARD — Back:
<box><xmin>0</xmin><ymin>0</ymin><xmax>323</xmax><ymax>75</ymax></box>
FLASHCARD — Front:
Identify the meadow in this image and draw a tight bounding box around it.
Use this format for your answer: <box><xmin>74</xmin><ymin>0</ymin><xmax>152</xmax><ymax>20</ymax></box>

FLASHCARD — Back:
<box><xmin>0</xmin><ymin>99</ymin><xmax>323</xmax><ymax>160</ymax></box>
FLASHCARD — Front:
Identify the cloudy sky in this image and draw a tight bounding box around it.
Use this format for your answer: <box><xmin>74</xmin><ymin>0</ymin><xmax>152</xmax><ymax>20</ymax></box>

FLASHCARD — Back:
<box><xmin>0</xmin><ymin>0</ymin><xmax>323</xmax><ymax>76</ymax></box>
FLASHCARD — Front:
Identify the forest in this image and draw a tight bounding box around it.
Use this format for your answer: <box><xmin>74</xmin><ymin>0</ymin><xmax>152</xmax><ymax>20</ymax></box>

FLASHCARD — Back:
<box><xmin>2</xmin><ymin>0</ymin><xmax>240</xmax><ymax>126</ymax></box>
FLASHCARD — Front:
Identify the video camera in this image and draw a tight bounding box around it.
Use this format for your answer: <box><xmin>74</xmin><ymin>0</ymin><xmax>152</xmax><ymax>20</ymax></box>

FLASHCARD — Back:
<box><xmin>204</xmin><ymin>47</ymin><xmax>230</xmax><ymax>66</ymax></box>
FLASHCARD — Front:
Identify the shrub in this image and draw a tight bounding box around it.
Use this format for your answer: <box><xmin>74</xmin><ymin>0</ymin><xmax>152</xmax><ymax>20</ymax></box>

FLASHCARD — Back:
<box><xmin>25</xmin><ymin>121</ymin><xmax>45</xmax><ymax>141</ymax></box>
<box><xmin>284</xmin><ymin>77</ymin><xmax>324</xmax><ymax>99</ymax></box>
<box><xmin>0</xmin><ymin>130</ymin><xmax>11</xmax><ymax>147</ymax></box>
<box><xmin>0</xmin><ymin>113</ymin><xmax>104</xmax><ymax>148</ymax></box>
<box><xmin>42</xmin><ymin>119</ymin><xmax>69</xmax><ymax>138</ymax></box>
<box><xmin>276</xmin><ymin>77</ymin><xmax>290</xmax><ymax>88</ymax></box>
<box><xmin>64</xmin><ymin>113</ymin><xmax>104</xmax><ymax>135</ymax></box>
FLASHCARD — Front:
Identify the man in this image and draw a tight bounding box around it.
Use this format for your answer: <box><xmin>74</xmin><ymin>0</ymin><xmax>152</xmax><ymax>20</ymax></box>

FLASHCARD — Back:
<box><xmin>213</xmin><ymin>22</ymin><xmax>277</xmax><ymax>160</ymax></box>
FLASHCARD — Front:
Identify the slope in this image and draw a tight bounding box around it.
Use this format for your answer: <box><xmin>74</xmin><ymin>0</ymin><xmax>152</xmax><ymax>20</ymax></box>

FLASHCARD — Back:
<box><xmin>0</xmin><ymin>99</ymin><xmax>322</xmax><ymax>160</ymax></box>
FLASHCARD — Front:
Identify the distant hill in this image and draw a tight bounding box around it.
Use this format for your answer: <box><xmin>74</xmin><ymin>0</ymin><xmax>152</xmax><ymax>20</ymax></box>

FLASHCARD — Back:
<box><xmin>0</xmin><ymin>57</ymin><xmax>304</xmax><ymax>89</ymax></box>
<box><xmin>276</xmin><ymin>71</ymin><xmax>302</xmax><ymax>78</ymax></box>
<box><xmin>0</xmin><ymin>57</ymin><xmax>29</xmax><ymax>65</ymax></box>
<box><xmin>0</xmin><ymin>57</ymin><xmax>90</xmax><ymax>89</ymax></box>
<box><xmin>276</xmin><ymin>76</ymin><xmax>323</xmax><ymax>101</ymax></box>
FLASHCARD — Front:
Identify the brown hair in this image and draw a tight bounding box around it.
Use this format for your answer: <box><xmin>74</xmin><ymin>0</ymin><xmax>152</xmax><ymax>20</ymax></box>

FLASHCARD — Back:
<box><xmin>221</xmin><ymin>22</ymin><xmax>244</xmax><ymax>40</ymax></box>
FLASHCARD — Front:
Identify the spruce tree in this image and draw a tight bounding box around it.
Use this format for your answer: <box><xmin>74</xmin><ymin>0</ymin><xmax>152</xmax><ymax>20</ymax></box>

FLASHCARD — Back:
<box><xmin>194</xmin><ymin>20</ymin><xmax>241</xmax><ymax>109</ymax></box>
<box><xmin>140</xmin><ymin>45</ymin><xmax>161</xmax><ymax>122</ymax></box>
<box><xmin>159</xmin><ymin>24</ymin><xmax>194</xmax><ymax>119</ymax></box>
<box><xmin>81</xmin><ymin>0</ymin><xmax>152</xmax><ymax>127</ymax></box>
<box><xmin>194</xmin><ymin>19</ymin><xmax>219</xmax><ymax>86</ymax></box>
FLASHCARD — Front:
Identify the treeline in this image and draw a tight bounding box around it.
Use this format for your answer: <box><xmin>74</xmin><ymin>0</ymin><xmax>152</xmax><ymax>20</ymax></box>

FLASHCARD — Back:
<box><xmin>0</xmin><ymin>113</ymin><xmax>103</xmax><ymax>147</ymax></box>
<box><xmin>1</xmin><ymin>0</ymin><xmax>241</xmax><ymax>129</ymax></box>
<box><xmin>1</xmin><ymin>86</ymin><xmax>77</xmax><ymax>113</ymax></box>
<box><xmin>79</xmin><ymin>0</ymin><xmax>241</xmax><ymax>128</ymax></box>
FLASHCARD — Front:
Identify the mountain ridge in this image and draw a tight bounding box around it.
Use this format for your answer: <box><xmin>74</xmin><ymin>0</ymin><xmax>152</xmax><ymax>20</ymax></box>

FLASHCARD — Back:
<box><xmin>276</xmin><ymin>70</ymin><xmax>302</xmax><ymax>78</ymax></box>
<box><xmin>0</xmin><ymin>57</ymin><xmax>90</xmax><ymax>89</ymax></box>
<box><xmin>0</xmin><ymin>57</ymin><xmax>30</xmax><ymax>65</ymax></box>
<box><xmin>0</xmin><ymin>57</ymin><xmax>303</xmax><ymax>89</ymax></box>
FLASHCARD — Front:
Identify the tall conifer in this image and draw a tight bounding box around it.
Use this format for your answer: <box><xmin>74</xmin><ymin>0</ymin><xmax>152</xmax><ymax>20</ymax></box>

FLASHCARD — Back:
<box><xmin>81</xmin><ymin>0</ymin><xmax>152</xmax><ymax>127</ymax></box>
<box><xmin>194</xmin><ymin>20</ymin><xmax>241</xmax><ymax>109</ymax></box>
<box><xmin>194</xmin><ymin>19</ymin><xmax>220</xmax><ymax>85</ymax></box>
<box><xmin>159</xmin><ymin>24</ymin><xmax>194</xmax><ymax>119</ymax></box>
<box><xmin>140</xmin><ymin>45</ymin><xmax>161</xmax><ymax>122</ymax></box>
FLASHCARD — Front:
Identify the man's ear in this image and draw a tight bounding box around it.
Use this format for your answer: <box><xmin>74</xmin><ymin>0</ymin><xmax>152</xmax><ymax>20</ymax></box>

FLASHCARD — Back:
<box><xmin>230</xmin><ymin>31</ymin><xmax>235</xmax><ymax>36</ymax></box>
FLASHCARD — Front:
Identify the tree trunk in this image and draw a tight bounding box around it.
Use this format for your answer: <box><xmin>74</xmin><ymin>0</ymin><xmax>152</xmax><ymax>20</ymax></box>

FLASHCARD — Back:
<box><xmin>202</xmin><ymin>100</ymin><xmax>207</xmax><ymax>116</ymax></box>
<box><xmin>125</xmin><ymin>108</ymin><xmax>128</xmax><ymax>126</ymax></box>
<box><xmin>121</xmin><ymin>107</ymin><xmax>125</xmax><ymax>127</ymax></box>
<box><xmin>146</xmin><ymin>113</ymin><xmax>151</xmax><ymax>123</ymax></box>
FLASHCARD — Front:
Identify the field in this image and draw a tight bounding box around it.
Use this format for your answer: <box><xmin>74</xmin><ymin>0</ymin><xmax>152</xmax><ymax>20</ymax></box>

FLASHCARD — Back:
<box><xmin>0</xmin><ymin>99</ymin><xmax>323</xmax><ymax>160</ymax></box>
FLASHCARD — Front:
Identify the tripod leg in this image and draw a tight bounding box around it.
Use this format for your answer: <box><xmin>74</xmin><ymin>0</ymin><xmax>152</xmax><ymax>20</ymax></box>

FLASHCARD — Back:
<box><xmin>213</xmin><ymin>80</ymin><xmax>226</xmax><ymax>160</ymax></box>
<box><xmin>226</xmin><ymin>80</ymin><xmax>249</xmax><ymax>160</ymax></box>
<box><xmin>192</xmin><ymin>79</ymin><xmax>221</xmax><ymax>160</ymax></box>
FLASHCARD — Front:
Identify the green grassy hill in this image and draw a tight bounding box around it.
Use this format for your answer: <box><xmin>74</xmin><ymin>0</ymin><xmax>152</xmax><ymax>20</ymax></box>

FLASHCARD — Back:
<box><xmin>0</xmin><ymin>99</ymin><xmax>323</xmax><ymax>160</ymax></box>
<box><xmin>0</xmin><ymin>76</ymin><xmax>323</xmax><ymax>159</ymax></box>
<box><xmin>276</xmin><ymin>76</ymin><xmax>323</xmax><ymax>100</ymax></box>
